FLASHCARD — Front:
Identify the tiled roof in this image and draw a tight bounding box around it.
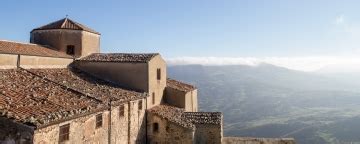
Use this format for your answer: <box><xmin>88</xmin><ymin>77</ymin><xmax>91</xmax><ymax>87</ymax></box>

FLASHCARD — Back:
<box><xmin>0</xmin><ymin>69</ymin><xmax>105</xmax><ymax>127</ymax></box>
<box><xmin>148</xmin><ymin>105</ymin><xmax>195</xmax><ymax>129</ymax></box>
<box><xmin>0</xmin><ymin>40</ymin><xmax>72</xmax><ymax>58</ymax></box>
<box><xmin>32</xmin><ymin>18</ymin><xmax>100</xmax><ymax>35</ymax></box>
<box><xmin>167</xmin><ymin>78</ymin><xmax>196</xmax><ymax>92</ymax></box>
<box><xmin>183</xmin><ymin>112</ymin><xmax>222</xmax><ymax>125</ymax></box>
<box><xmin>78</xmin><ymin>53</ymin><xmax>159</xmax><ymax>63</ymax></box>
<box><xmin>29</xmin><ymin>68</ymin><xmax>146</xmax><ymax>105</ymax></box>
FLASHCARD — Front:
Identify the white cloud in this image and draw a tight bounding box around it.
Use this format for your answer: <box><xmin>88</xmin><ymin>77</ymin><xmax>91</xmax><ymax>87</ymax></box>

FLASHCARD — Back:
<box><xmin>166</xmin><ymin>56</ymin><xmax>360</xmax><ymax>73</ymax></box>
<box><xmin>335</xmin><ymin>15</ymin><xmax>345</xmax><ymax>25</ymax></box>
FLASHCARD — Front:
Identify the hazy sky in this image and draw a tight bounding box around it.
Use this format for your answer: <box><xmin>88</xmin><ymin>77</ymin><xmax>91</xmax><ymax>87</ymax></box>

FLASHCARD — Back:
<box><xmin>2</xmin><ymin>0</ymin><xmax>360</xmax><ymax>71</ymax></box>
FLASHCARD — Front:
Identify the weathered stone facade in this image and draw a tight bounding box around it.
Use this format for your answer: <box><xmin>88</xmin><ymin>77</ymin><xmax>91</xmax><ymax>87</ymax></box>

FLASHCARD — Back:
<box><xmin>0</xmin><ymin>18</ymin><xmax>296</xmax><ymax>144</ymax></box>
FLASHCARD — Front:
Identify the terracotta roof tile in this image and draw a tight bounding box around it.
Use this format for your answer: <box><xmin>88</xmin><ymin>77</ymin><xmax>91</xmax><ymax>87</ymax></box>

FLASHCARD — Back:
<box><xmin>183</xmin><ymin>112</ymin><xmax>222</xmax><ymax>125</ymax></box>
<box><xmin>32</xmin><ymin>18</ymin><xmax>100</xmax><ymax>35</ymax></box>
<box><xmin>0</xmin><ymin>40</ymin><xmax>72</xmax><ymax>58</ymax></box>
<box><xmin>29</xmin><ymin>68</ymin><xmax>146</xmax><ymax>104</ymax></box>
<box><xmin>148</xmin><ymin>105</ymin><xmax>195</xmax><ymax>129</ymax></box>
<box><xmin>78</xmin><ymin>53</ymin><xmax>159</xmax><ymax>63</ymax></box>
<box><xmin>167</xmin><ymin>78</ymin><xmax>196</xmax><ymax>92</ymax></box>
<box><xmin>0</xmin><ymin>69</ymin><xmax>105</xmax><ymax>127</ymax></box>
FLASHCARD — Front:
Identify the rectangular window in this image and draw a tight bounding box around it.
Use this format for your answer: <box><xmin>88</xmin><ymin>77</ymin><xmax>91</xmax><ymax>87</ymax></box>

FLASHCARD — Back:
<box><xmin>119</xmin><ymin>105</ymin><xmax>125</xmax><ymax>117</ymax></box>
<box><xmin>66</xmin><ymin>45</ymin><xmax>75</xmax><ymax>55</ymax></box>
<box><xmin>157</xmin><ymin>68</ymin><xmax>161</xmax><ymax>80</ymax></box>
<box><xmin>152</xmin><ymin>92</ymin><xmax>155</xmax><ymax>104</ymax></box>
<box><xmin>138</xmin><ymin>100</ymin><xmax>143</xmax><ymax>110</ymax></box>
<box><xmin>153</xmin><ymin>123</ymin><xmax>159</xmax><ymax>132</ymax></box>
<box><xmin>96</xmin><ymin>113</ymin><xmax>103</xmax><ymax>128</ymax></box>
<box><xmin>59</xmin><ymin>124</ymin><xmax>70</xmax><ymax>142</ymax></box>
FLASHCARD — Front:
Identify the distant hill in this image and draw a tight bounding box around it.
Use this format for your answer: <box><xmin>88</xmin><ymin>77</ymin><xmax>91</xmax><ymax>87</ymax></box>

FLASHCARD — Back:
<box><xmin>168</xmin><ymin>64</ymin><xmax>360</xmax><ymax>144</ymax></box>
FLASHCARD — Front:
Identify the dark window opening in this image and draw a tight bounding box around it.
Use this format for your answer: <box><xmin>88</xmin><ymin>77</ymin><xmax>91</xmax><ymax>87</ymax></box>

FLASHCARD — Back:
<box><xmin>152</xmin><ymin>92</ymin><xmax>155</xmax><ymax>104</ymax></box>
<box><xmin>157</xmin><ymin>68</ymin><xmax>161</xmax><ymax>80</ymax></box>
<box><xmin>153</xmin><ymin>123</ymin><xmax>159</xmax><ymax>132</ymax></box>
<box><xmin>59</xmin><ymin>124</ymin><xmax>70</xmax><ymax>142</ymax></box>
<box><xmin>66</xmin><ymin>45</ymin><xmax>75</xmax><ymax>55</ymax></box>
<box><xmin>119</xmin><ymin>105</ymin><xmax>125</xmax><ymax>117</ymax></box>
<box><xmin>96</xmin><ymin>113</ymin><xmax>103</xmax><ymax>128</ymax></box>
<box><xmin>138</xmin><ymin>100</ymin><xmax>143</xmax><ymax>110</ymax></box>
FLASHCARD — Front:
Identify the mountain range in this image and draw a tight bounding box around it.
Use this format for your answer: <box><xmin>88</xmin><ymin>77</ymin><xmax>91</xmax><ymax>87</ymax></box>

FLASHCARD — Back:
<box><xmin>168</xmin><ymin>64</ymin><xmax>360</xmax><ymax>144</ymax></box>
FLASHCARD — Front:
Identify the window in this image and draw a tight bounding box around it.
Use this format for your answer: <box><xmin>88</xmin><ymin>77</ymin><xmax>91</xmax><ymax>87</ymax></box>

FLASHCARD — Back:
<box><xmin>138</xmin><ymin>100</ymin><xmax>143</xmax><ymax>110</ymax></box>
<box><xmin>59</xmin><ymin>124</ymin><xmax>70</xmax><ymax>142</ymax></box>
<box><xmin>119</xmin><ymin>105</ymin><xmax>125</xmax><ymax>117</ymax></box>
<box><xmin>152</xmin><ymin>92</ymin><xmax>155</xmax><ymax>104</ymax></box>
<box><xmin>157</xmin><ymin>68</ymin><xmax>161</xmax><ymax>80</ymax></box>
<box><xmin>96</xmin><ymin>113</ymin><xmax>103</xmax><ymax>128</ymax></box>
<box><xmin>153</xmin><ymin>123</ymin><xmax>159</xmax><ymax>132</ymax></box>
<box><xmin>66</xmin><ymin>45</ymin><xmax>75</xmax><ymax>55</ymax></box>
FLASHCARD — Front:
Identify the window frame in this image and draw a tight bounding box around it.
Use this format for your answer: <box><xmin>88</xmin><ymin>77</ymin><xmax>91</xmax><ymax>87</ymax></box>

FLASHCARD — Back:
<box><xmin>96</xmin><ymin>113</ymin><xmax>103</xmax><ymax>128</ymax></box>
<box><xmin>138</xmin><ymin>100</ymin><xmax>143</xmax><ymax>110</ymax></box>
<box><xmin>156</xmin><ymin>68</ymin><xmax>161</xmax><ymax>80</ymax></box>
<box><xmin>66</xmin><ymin>45</ymin><xmax>75</xmax><ymax>55</ymax></box>
<box><xmin>153</xmin><ymin>123</ymin><xmax>159</xmax><ymax>133</ymax></box>
<box><xmin>119</xmin><ymin>105</ymin><xmax>125</xmax><ymax>117</ymax></box>
<box><xmin>59</xmin><ymin>123</ymin><xmax>70</xmax><ymax>142</ymax></box>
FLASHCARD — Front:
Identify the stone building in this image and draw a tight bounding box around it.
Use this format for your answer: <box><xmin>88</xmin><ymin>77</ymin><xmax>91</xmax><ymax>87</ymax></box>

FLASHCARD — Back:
<box><xmin>0</xmin><ymin>18</ymin><xmax>295</xmax><ymax>144</ymax></box>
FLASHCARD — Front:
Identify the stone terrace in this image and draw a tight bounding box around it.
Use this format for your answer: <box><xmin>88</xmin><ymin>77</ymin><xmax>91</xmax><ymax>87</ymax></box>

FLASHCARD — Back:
<box><xmin>0</xmin><ymin>69</ymin><xmax>104</xmax><ymax>127</ymax></box>
<box><xmin>29</xmin><ymin>68</ymin><xmax>146</xmax><ymax>105</ymax></box>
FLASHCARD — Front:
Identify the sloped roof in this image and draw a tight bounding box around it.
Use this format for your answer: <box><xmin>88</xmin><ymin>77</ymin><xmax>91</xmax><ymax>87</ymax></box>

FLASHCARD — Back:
<box><xmin>78</xmin><ymin>53</ymin><xmax>159</xmax><ymax>63</ymax></box>
<box><xmin>29</xmin><ymin>68</ymin><xmax>146</xmax><ymax>104</ymax></box>
<box><xmin>0</xmin><ymin>40</ymin><xmax>72</xmax><ymax>58</ymax></box>
<box><xmin>167</xmin><ymin>78</ymin><xmax>196</xmax><ymax>92</ymax></box>
<box><xmin>0</xmin><ymin>69</ymin><xmax>105</xmax><ymax>127</ymax></box>
<box><xmin>183</xmin><ymin>112</ymin><xmax>222</xmax><ymax>125</ymax></box>
<box><xmin>148</xmin><ymin>105</ymin><xmax>195</xmax><ymax>129</ymax></box>
<box><xmin>32</xmin><ymin>18</ymin><xmax>100</xmax><ymax>35</ymax></box>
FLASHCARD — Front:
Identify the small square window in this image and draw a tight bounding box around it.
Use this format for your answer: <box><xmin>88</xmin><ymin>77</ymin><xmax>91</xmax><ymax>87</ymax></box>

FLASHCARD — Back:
<box><xmin>59</xmin><ymin>124</ymin><xmax>70</xmax><ymax>142</ymax></box>
<box><xmin>66</xmin><ymin>45</ymin><xmax>75</xmax><ymax>55</ymax></box>
<box><xmin>119</xmin><ymin>105</ymin><xmax>125</xmax><ymax>117</ymax></box>
<box><xmin>157</xmin><ymin>68</ymin><xmax>161</xmax><ymax>80</ymax></box>
<box><xmin>138</xmin><ymin>100</ymin><xmax>143</xmax><ymax>110</ymax></box>
<box><xmin>96</xmin><ymin>113</ymin><xmax>103</xmax><ymax>128</ymax></box>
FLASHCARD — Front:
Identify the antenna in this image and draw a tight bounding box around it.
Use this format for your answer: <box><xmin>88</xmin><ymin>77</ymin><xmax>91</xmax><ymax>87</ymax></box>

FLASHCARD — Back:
<box><xmin>66</xmin><ymin>14</ymin><xmax>69</xmax><ymax>18</ymax></box>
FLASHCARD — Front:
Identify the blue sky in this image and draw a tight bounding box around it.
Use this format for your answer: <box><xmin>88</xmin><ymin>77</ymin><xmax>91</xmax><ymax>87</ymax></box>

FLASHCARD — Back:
<box><xmin>1</xmin><ymin>0</ymin><xmax>360</xmax><ymax>60</ymax></box>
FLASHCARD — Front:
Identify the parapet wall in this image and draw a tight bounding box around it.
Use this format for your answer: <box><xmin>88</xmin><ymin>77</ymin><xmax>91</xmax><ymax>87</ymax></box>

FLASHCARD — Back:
<box><xmin>0</xmin><ymin>53</ymin><xmax>73</xmax><ymax>69</ymax></box>
<box><xmin>223</xmin><ymin>137</ymin><xmax>296</xmax><ymax>144</ymax></box>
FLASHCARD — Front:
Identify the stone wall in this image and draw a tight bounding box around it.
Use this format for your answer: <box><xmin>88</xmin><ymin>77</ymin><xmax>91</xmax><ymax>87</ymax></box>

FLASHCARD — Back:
<box><xmin>0</xmin><ymin>54</ymin><xmax>73</xmax><ymax>69</ymax></box>
<box><xmin>20</xmin><ymin>55</ymin><xmax>73</xmax><ymax>68</ymax></box>
<box><xmin>0</xmin><ymin>117</ymin><xmax>35</xmax><ymax>144</ymax></box>
<box><xmin>31</xmin><ymin>30</ymin><xmax>83</xmax><ymax>57</ymax></box>
<box><xmin>30</xmin><ymin>29</ymin><xmax>100</xmax><ymax>58</ymax></box>
<box><xmin>81</xmin><ymin>31</ymin><xmax>100</xmax><ymax>57</ymax></box>
<box><xmin>222</xmin><ymin>137</ymin><xmax>296</xmax><ymax>144</ymax></box>
<box><xmin>74</xmin><ymin>61</ymin><xmax>148</xmax><ymax>92</ymax></box>
<box><xmin>147</xmin><ymin>55</ymin><xmax>167</xmax><ymax>109</ymax></box>
<box><xmin>194</xmin><ymin>124</ymin><xmax>222</xmax><ymax>144</ymax></box>
<box><xmin>33</xmin><ymin>110</ymin><xmax>110</xmax><ymax>144</ymax></box>
<box><xmin>147</xmin><ymin>112</ymin><xmax>194</xmax><ymax>144</ymax></box>
<box><xmin>165</xmin><ymin>88</ymin><xmax>198</xmax><ymax>112</ymax></box>
<box><xmin>0</xmin><ymin>53</ymin><xmax>17</xmax><ymax>69</ymax></box>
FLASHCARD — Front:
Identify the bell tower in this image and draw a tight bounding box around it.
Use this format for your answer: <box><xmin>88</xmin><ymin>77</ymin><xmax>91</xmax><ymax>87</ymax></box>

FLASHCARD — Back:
<box><xmin>30</xmin><ymin>18</ymin><xmax>100</xmax><ymax>58</ymax></box>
